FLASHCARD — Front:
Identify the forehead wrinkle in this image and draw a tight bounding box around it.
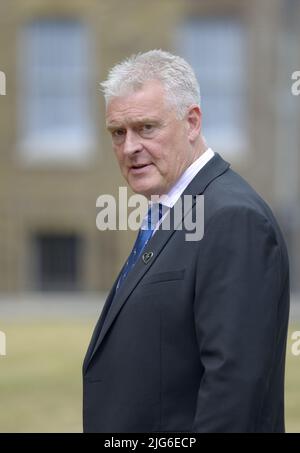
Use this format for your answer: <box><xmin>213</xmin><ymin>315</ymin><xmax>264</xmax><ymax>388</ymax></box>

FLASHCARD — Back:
<box><xmin>106</xmin><ymin>85</ymin><xmax>169</xmax><ymax>128</ymax></box>
<box><xmin>106</xmin><ymin>113</ymin><xmax>161</xmax><ymax>130</ymax></box>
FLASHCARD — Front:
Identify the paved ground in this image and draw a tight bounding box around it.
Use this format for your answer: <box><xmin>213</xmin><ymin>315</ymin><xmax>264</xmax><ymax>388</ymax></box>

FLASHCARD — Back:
<box><xmin>0</xmin><ymin>292</ymin><xmax>299</xmax><ymax>321</ymax></box>
<box><xmin>0</xmin><ymin>292</ymin><xmax>107</xmax><ymax>320</ymax></box>
<box><xmin>291</xmin><ymin>298</ymin><xmax>300</xmax><ymax>321</ymax></box>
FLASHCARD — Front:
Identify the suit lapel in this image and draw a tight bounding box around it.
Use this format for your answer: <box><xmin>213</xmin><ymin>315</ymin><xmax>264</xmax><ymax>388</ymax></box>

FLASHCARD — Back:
<box><xmin>84</xmin><ymin>153</ymin><xmax>230</xmax><ymax>371</ymax></box>
<box><xmin>86</xmin><ymin>211</ymin><xmax>177</xmax><ymax>368</ymax></box>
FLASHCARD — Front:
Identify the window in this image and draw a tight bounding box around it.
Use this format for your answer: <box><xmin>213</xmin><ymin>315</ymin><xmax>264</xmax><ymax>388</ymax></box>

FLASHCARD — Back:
<box><xmin>19</xmin><ymin>19</ymin><xmax>94</xmax><ymax>163</ymax></box>
<box><xmin>33</xmin><ymin>233</ymin><xmax>82</xmax><ymax>291</ymax></box>
<box><xmin>177</xmin><ymin>16</ymin><xmax>248</xmax><ymax>155</ymax></box>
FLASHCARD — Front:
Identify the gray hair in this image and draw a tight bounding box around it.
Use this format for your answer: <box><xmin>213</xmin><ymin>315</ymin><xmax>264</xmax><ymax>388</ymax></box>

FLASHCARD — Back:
<box><xmin>100</xmin><ymin>49</ymin><xmax>201</xmax><ymax>119</ymax></box>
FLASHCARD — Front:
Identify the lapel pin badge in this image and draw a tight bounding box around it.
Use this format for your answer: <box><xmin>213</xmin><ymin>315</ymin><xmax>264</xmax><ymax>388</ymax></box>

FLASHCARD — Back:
<box><xmin>142</xmin><ymin>251</ymin><xmax>154</xmax><ymax>264</ymax></box>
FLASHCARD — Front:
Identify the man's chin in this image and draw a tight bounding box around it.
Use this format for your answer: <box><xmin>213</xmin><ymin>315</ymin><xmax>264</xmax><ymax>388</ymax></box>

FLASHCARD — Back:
<box><xmin>129</xmin><ymin>182</ymin><xmax>161</xmax><ymax>199</ymax></box>
<box><xmin>132</xmin><ymin>187</ymin><xmax>154</xmax><ymax>198</ymax></box>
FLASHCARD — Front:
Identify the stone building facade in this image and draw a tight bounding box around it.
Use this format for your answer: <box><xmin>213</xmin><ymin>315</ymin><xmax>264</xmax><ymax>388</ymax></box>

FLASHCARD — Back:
<box><xmin>0</xmin><ymin>0</ymin><xmax>299</xmax><ymax>292</ymax></box>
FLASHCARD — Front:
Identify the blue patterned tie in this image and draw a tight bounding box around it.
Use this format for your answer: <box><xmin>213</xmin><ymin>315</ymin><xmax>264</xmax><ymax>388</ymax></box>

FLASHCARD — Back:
<box><xmin>116</xmin><ymin>203</ymin><xmax>163</xmax><ymax>291</ymax></box>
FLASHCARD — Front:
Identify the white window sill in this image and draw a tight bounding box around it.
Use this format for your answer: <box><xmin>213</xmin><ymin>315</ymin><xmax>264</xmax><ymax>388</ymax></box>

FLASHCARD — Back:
<box><xmin>15</xmin><ymin>137</ymin><xmax>97</xmax><ymax>168</ymax></box>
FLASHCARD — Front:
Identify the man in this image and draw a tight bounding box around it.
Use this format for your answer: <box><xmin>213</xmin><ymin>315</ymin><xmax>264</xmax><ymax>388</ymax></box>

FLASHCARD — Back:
<box><xmin>83</xmin><ymin>50</ymin><xmax>290</xmax><ymax>433</ymax></box>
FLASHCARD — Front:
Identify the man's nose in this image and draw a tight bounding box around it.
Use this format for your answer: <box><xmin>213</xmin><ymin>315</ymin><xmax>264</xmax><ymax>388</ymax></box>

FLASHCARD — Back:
<box><xmin>123</xmin><ymin>130</ymin><xmax>143</xmax><ymax>155</ymax></box>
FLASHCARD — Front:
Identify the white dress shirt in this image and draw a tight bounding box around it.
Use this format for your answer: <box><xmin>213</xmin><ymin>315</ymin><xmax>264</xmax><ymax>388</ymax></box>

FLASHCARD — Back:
<box><xmin>141</xmin><ymin>147</ymin><xmax>214</xmax><ymax>232</ymax></box>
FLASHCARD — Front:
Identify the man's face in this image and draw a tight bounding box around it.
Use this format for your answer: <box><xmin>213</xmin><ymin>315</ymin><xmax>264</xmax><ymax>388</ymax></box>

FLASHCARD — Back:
<box><xmin>106</xmin><ymin>80</ymin><xmax>197</xmax><ymax>198</ymax></box>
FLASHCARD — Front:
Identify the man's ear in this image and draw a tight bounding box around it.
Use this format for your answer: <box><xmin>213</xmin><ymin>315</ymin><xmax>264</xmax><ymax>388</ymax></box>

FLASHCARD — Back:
<box><xmin>186</xmin><ymin>105</ymin><xmax>202</xmax><ymax>142</ymax></box>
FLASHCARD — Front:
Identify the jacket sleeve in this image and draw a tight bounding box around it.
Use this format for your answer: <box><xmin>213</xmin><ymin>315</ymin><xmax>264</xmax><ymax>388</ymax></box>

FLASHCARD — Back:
<box><xmin>192</xmin><ymin>206</ymin><xmax>284</xmax><ymax>432</ymax></box>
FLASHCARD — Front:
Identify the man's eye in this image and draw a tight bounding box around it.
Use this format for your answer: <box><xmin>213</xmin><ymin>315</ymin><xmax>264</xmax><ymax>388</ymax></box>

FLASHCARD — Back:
<box><xmin>112</xmin><ymin>129</ymin><xmax>125</xmax><ymax>137</ymax></box>
<box><xmin>141</xmin><ymin>124</ymin><xmax>154</xmax><ymax>133</ymax></box>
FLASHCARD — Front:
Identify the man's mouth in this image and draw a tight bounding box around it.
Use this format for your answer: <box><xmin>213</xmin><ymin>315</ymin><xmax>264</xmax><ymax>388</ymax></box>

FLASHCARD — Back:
<box><xmin>130</xmin><ymin>163</ymin><xmax>153</xmax><ymax>173</ymax></box>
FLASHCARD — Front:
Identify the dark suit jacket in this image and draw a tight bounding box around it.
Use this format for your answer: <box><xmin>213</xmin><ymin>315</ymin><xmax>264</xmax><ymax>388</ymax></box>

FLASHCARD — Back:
<box><xmin>82</xmin><ymin>153</ymin><xmax>290</xmax><ymax>433</ymax></box>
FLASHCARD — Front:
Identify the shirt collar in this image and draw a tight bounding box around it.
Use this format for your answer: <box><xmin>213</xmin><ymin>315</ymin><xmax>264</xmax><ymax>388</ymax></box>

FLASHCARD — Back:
<box><xmin>150</xmin><ymin>147</ymin><xmax>215</xmax><ymax>209</ymax></box>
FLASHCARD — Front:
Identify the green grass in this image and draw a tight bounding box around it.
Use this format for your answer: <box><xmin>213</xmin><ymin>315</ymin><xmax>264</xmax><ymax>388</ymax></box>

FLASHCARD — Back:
<box><xmin>0</xmin><ymin>320</ymin><xmax>94</xmax><ymax>433</ymax></box>
<box><xmin>0</xmin><ymin>320</ymin><xmax>299</xmax><ymax>432</ymax></box>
